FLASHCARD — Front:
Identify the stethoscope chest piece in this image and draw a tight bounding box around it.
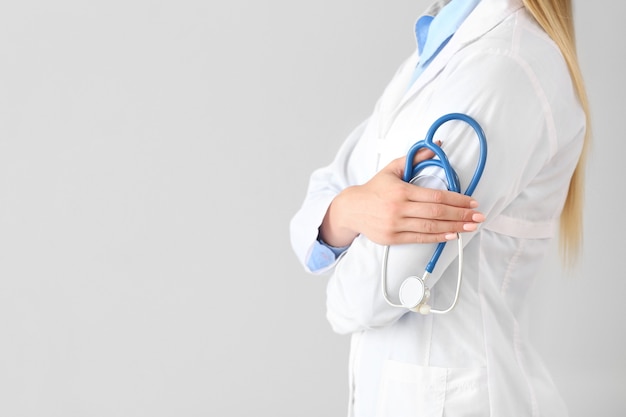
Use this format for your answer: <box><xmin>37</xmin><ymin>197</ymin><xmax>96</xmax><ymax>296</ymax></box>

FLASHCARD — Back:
<box><xmin>399</xmin><ymin>276</ymin><xmax>430</xmax><ymax>312</ymax></box>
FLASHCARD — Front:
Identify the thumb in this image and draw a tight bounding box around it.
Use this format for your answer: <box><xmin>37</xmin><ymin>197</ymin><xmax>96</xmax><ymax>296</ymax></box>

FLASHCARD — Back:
<box><xmin>385</xmin><ymin>143</ymin><xmax>440</xmax><ymax>177</ymax></box>
<box><xmin>410</xmin><ymin>140</ymin><xmax>442</xmax><ymax>165</ymax></box>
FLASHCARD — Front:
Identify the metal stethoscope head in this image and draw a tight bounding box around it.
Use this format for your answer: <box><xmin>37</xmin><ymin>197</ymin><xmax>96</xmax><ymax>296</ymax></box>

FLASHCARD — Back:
<box><xmin>381</xmin><ymin>113</ymin><xmax>487</xmax><ymax>314</ymax></box>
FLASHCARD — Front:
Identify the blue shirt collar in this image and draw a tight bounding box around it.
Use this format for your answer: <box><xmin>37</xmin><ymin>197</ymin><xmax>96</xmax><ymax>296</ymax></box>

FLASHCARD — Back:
<box><xmin>415</xmin><ymin>0</ymin><xmax>481</xmax><ymax>67</ymax></box>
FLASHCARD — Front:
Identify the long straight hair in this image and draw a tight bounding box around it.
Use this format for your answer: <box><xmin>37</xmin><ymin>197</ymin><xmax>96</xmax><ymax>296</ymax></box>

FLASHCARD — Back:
<box><xmin>522</xmin><ymin>0</ymin><xmax>590</xmax><ymax>266</ymax></box>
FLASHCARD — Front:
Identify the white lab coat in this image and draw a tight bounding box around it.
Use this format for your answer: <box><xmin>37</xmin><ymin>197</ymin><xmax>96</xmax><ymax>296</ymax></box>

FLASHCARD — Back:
<box><xmin>290</xmin><ymin>0</ymin><xmax>585</xmax><ymax>416</ymax></box>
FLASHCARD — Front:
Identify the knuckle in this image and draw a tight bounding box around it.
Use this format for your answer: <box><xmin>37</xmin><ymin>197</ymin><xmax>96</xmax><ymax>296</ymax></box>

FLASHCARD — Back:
<box><xmin>386</xmin><ymin>200</ymin><xmax>402</xmax><ymax>215</ymax></box>
<box><xmin>430</xmin><ymin>189</ymin><xmax>445</xmax><ymax>204</ymax></box>
<box><xmin>424</xmin><ymin>220</ymin><xmax>437</xmax><ymax>233</ymax></box>
<box><xmin>393</xmin><ymin>184</ymin><xmax>410</xmax><ymax>200</ymax></box>
<box><xmin>429</xmin><ymin>204</ymin><xmax>444</xmax><ymax>218</ymax></box>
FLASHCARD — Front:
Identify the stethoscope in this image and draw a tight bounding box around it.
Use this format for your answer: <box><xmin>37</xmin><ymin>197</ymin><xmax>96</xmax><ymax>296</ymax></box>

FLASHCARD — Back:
<box><xmin>381</xmin><ymin>113</ymin><xmax>487</xmax><ymax>315</ymax></box>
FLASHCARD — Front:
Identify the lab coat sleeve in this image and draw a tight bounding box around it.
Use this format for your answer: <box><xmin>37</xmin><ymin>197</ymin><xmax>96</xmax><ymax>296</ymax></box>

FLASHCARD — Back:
<box><xmin>325</xmin><ymin>49</ymin><xmax>585</xmax><ymax>334</ymax></box>
<box><xmin>289</xmin><ymin>118</ymin><xmax>370</xmax><ymax>274</ymax></box>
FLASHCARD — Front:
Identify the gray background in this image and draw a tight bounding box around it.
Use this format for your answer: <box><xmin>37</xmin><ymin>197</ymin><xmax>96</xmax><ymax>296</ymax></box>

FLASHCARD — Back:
<box><xmin>0</xmin><ymin>0</ymin><xmax>623</xmax><ymax>416</ymax></box>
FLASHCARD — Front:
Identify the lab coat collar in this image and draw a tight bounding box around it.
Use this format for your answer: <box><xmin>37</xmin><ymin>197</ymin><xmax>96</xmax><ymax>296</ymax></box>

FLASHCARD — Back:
<box><xmin>397</xmin><ymin>0</ymin><xmax>525</xmax><ymax>112</ymax></box>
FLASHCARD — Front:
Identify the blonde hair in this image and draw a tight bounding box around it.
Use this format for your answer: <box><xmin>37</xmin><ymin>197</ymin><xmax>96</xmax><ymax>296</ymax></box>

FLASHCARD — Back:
<box><xmin>522</xmin><ymin>0</ymin><xmax>591</xmax><ymax>266</ymax></box>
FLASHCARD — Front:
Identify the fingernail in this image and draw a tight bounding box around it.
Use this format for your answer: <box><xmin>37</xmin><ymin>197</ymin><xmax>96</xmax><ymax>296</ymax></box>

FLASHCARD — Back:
<box><xmin>445</xmin><ymin>233</ymin><xmax>458</xmax><ymax>240</ymax></box>
<box><xmin>469</xmin><ymin>200</ymin><xmax>479</xmax><ymax>208</ymax></box>
<box><xmin>472</xmin><ymin>213</ymin><xmax>485</xmax><ymax>222</ymax></box>
<box><xmin>463</xmin><ymin>223</ymin><xmax>478</xmax><ymax>232</ymax></box>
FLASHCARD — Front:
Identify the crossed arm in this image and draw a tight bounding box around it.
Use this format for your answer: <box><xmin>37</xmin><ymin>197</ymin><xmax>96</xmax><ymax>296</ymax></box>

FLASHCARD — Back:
<box><xmin>319</xmin><ymin>147</ymin><xmax>485</xmax><ymax>249</ymax></box>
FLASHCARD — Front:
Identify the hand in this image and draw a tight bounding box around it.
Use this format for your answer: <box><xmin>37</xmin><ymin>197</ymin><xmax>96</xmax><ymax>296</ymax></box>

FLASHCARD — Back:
<box><xmin>319</xmin><ymin>148</ymin><xmax>485</xmax><ymax>247</ymax></box>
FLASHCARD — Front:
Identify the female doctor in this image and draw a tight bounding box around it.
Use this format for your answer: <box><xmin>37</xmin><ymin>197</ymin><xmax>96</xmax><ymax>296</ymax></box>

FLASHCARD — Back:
<box><xmin>290</xmin><ymin>0</ymin><xmax>590</xmax><ymax>416</ymax></box>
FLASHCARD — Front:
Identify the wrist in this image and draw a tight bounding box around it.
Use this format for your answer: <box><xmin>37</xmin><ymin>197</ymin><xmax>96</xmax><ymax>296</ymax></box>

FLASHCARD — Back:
<box><xmin>320</xmin><ymin>187</ymin><xmax>359</xmax><ymax>247</ymax></box>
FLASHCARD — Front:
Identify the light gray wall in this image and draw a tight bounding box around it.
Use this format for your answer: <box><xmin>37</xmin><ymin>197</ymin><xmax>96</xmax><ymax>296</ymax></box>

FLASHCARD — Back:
<box><xmin>0</xmin><ymin>1</ymin><xmax>623</xmax><ymax>416</ymax></box>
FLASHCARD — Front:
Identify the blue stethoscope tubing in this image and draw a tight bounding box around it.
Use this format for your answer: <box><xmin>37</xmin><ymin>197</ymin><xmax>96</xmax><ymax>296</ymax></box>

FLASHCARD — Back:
<box><xmin>382</xmin><ymin>112</ymin><xmax>487</xmax><ymax>314</ymax></box>
<box><xmin>404</xmin><ymin>112</ymin><xmax>487</xmax><ymax>274</ymax></box>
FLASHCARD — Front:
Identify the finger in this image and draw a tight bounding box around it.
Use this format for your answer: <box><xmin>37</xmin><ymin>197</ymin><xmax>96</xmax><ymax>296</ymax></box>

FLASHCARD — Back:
<box><xmin>404</xmin><ymin>185</ymin><xmax>479</xmax><ymax>209</ymax></box>
<box><xmin>396</xmin><ymin>217</ymin><xmax>480</xmax><ymax>235</ymax></box>
<box><xmin>386</xmin><ymin>148</ymin><xmax>437</xmax><ymax>176</ymax></box>
<box><xmin>409</xmin><ymin>144</ymin><xmax>439</xmax><ymax>165</ymax></box>
<box><xmin>390</xmin><ymin>231</ymin><xmax>456</xmax><ymax>245</ymax></box>
<box><xmin>411</xmin><ymin>147</ymin><xmax>436</xmax><ymax>163</ymax></box>
<box><xmin>400</xmin><ymin>202</ymin><xmax>485</xmax><ymax>223</ymax></box>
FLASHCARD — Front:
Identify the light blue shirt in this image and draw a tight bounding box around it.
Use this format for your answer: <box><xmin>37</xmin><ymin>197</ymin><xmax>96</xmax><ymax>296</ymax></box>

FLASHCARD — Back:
<box><xmin>306</xmin><ymin>238</ymin><xmax>349</xmax><ymax>272</ymax></box>
<box><xmin>407</xmin><ymin>0</ymin><xmax>481</xmax><ymax>88</ymax></box>
<box><xmin>307</xmin><ymin>0</ymin><xmax>480</xmax><ymax>272</ymax></box>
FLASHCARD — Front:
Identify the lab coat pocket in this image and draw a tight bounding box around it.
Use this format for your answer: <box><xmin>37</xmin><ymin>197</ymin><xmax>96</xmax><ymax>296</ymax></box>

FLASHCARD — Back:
<box><xmin>375</xmin><ymin>360</ymin><xmax>489</xmax><ymax>417</ymax></box>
